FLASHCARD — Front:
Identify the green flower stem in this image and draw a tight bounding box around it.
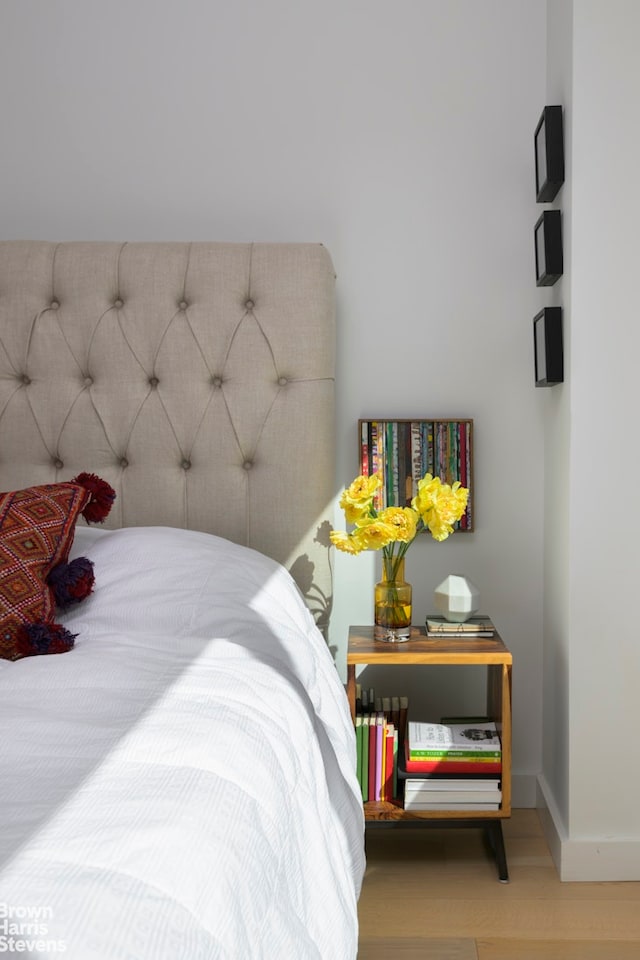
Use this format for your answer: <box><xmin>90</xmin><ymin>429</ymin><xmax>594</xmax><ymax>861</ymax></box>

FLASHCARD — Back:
<box><xmin>377</xmin><ymin>552</ymin><xmax>412</xmax><ymax>629</ymax></box>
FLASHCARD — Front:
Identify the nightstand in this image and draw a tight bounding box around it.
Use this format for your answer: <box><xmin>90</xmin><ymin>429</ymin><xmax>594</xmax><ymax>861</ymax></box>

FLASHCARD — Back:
<box><xmin>347</xmin><ymin>624</ymin><xmax>513</xmax><ymax>881</ymax></box>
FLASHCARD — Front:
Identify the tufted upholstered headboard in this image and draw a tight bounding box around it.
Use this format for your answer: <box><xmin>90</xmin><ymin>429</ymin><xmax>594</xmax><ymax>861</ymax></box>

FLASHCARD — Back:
<box><xmin>0</xmin><ymin>241</ymin><xmax>336</xmax><ymax>632</ymax></box>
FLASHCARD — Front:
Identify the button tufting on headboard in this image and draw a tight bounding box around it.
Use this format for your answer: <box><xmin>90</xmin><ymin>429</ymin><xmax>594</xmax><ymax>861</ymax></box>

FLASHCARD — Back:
<box><xmin>0</xmin><ymin>240</ymin><xmax>336</xmax><ymax>633</ymax></box>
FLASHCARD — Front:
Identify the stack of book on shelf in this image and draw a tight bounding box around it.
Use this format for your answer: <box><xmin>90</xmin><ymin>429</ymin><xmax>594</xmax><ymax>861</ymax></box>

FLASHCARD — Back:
<box><xmin>404</xmin><ymin>718</ymin><xmax>502</xmax><ymax>778</ymax></box>
<box><xmin>354</xmin><ymin>685</ymin><xmax>408</xmax><ymax>804</ymax></box>
<box><xmin>425</xmin><ymin>615</ymin><xmax>496</xmax><ymax>638</ymax></box>
<box><xmin>404</xmin><ymin>775</ymin><xmax>501</xmax><ymax>811</ymax></box>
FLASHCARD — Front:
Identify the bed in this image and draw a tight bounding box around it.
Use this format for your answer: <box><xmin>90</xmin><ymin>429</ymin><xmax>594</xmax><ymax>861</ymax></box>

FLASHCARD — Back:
<box><xmin>0</xmin><ymin>241</ymin><xmax>365</xmax><ymax>959</ymax></box>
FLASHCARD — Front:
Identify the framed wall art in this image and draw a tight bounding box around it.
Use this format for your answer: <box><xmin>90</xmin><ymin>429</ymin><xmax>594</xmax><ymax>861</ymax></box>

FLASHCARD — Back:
<box><xmin>535</xmin><ymin>105</ymin><xmax>564</xmax><ymax>202</ymax></box>
<box><xmin>534</xmin><ymin>210</ymin><xmax>563</xmax><ymax>286</ymax></box>
<box><xmin>358</xmin><ymin>418</ymin><xmax>474</xmax><ymax>531</ymax></box>
<box><xmin>533</xmin><ymin>307</ymin><xmax>563</xmax><ymax>387</ymax></box>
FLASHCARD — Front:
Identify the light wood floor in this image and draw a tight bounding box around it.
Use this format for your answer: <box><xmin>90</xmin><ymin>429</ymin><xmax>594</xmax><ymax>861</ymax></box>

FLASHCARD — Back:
<box><xmin>358</xmin><ymin>809</ymin><xmax>640</xmax><ymax>960</ymax></box>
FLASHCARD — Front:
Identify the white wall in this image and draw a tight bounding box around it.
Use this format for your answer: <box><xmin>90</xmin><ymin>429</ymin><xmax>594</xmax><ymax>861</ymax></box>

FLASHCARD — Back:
<box><xmin>541</xmin><ymin>0</ymin><xmax>640</xmax><ymax>880</ymax></box>
<box><xmin>540</xmin><ymin>0</ymin><xmax>573</xmax><ymax>854</ymax></box>
<box><xmin>1</xmin><ymin>2</ymin><xmax>546</xmax><ymax>801</ymax></box>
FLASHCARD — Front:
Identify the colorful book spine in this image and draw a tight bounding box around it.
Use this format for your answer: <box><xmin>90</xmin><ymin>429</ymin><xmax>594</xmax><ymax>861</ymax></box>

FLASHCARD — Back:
<box><xmin>404</xmin><ymin>744</ymin><xmax>501</xmax><ymax>775</ymax></box>
<box><xmin>361</xmin><ymin>715</ymin><xmax>370</xmax><ymax>801</ymax></box>
<box><xmin>383</xmin><ymin>724</ymin><xmax>395</xmax><ymax>801</ymax></box>
<box><xmin>465</xmin><ymin>420</ymin><xmax>472</xmax><ymax>528</ymax></box>
<box><xmin>358</xmin><ymin>419</ymin><xmax>472</xmax><ymax>525</ymax></box>
<box><xmin>355</xmin><ymin>687</ymin><xmax>407</xmax><ymax>805</ymax></box>
<box><xmin>458</xmin><ymin>421</ymin><xmax>468</xmax><ymax>529</ymax></box>
<box><xmin>355</xmin><ymin>714</ymin><xmax>364</xmax><ymax>800</ymax></box>
<box><xmin>375</xmin><ymin>712</ymin><xmax>384</xmax><ymax>801</ymax></box>
<box><xmin>409</xmin><ymin>749</ymin><xmax>501</xmax><ymax>759</ymax></box>
<box><xmin>410</xmin><ymin>421</ymin><xmax>422</xmax><ymax>501</ymax></box>
<box><xmin>447</xmin><ymin>420</ymin><xmax>456</xmax><ymax>484</ymax></box>
<box><xmin>392</xmin><ymin>727</ymin><xmax>398</xmax><ymax>799</ymax></box>
<box><xmin>398</xmin><ymin>696</ymin><xmax>409</xmax><ymax>746</ymax></box>
<box><xmin>368</xmin><ymin>715</ymin><xmax>377</xmax><ymax>800</ymax></box>
<box><xmin>370</xmin><ymin>422</ymin><xmax>379</xmax><ymax>507</ymax></box>
<box><xmin>361</xmin><ymin>421</ymin><xmax>370</xmax><ymax>477</ymax></box>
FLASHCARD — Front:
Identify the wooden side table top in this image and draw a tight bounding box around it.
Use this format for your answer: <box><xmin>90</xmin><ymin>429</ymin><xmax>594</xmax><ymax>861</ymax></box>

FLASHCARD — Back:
<box><xmin>347</xmin><ymin>624</ymin><xmax>512</xmax><ymax>666</ymax></box>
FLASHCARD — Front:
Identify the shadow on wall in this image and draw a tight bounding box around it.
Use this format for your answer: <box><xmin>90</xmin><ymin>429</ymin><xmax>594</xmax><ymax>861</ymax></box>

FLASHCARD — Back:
<box><xmin>289</xmin><ymin>520</ymin><xmax>335</xmax><ymax>656</ymax></box>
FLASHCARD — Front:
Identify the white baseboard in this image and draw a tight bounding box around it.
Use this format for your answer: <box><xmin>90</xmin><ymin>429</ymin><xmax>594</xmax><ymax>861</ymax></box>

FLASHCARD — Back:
<box><xmin>511</xmin><ymin>772</ymin><xmax>537</xmax><ymax>808</ymax></box>
<box><xmin>536</xmin><ymin>774</ymin><xmax>640</xmax><ymax>881</ymax></box>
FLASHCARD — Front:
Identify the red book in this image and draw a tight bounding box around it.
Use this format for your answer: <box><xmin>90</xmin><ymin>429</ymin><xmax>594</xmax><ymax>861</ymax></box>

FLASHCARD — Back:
<box><xmin>383</xmin><ymin>724</ymin><xmax>395</xmax><ymax>801</ymax></box>
<box><xmin>404</xmin><ymin>741</ymin><xmax>501</xmax><ymax>775</ymax></box>
<box><xmin>361</xmin><ymin>421</ymin><xmax>369</xmax><ymax>476</ymax></box>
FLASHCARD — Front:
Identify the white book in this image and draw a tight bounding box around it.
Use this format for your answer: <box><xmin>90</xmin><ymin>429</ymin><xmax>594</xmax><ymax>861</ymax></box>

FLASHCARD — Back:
<box><xmin>404</xmin><ymin>777</ymin><xmax>500</xmax><ymax>792</ymax></box>
<box><xmin>403</xmin><ymin>788</ymin><xmax>502</xmax><ymax>804</ymax></box>
<box><xmin>408</xmin><ymin>721</ymin><xmax>501</xmax><ymax>753</ymax></box>
<box><xmin>404</xmin><ymin>800</ymin><xmax>500</xmax><ymax>811</ymax></box>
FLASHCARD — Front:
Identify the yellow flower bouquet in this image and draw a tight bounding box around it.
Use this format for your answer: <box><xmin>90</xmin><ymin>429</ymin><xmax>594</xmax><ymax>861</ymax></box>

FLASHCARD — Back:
<box><xmin>331</xmin><ymin>472</ymin><xmax>469</xmax><ymax>640</ymax></box>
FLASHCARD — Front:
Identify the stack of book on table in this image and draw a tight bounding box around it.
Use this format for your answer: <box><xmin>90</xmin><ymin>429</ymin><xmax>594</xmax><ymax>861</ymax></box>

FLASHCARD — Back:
<box><xmin>425</xmin><ymin>615</ymin><xmax>496</xmax><ymax>638</ymax></box>
<box><xmin>404</xmin><ymin>718</ymin><xmax>502</xmax><ymax>781</ymax></box>
<box><xmin>354</xmin><ymin>685</ymin><xmax>408</xmax><ymax>804</ymax></box>
<box><xmin>404</xmin><ymin>774</ymin><xmax>501</xmax><ymax>811</ymax></box>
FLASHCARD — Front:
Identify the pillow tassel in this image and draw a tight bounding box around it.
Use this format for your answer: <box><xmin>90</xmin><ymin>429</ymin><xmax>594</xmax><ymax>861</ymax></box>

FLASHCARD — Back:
<box><xmin>71</xmin><ymin>472</ymin><xmax>116</xmax><ymax>523</ymax></box>
<box><xmin>16</xmin><ymin>622</ymin><xmax>77</xmax><ymax>657</ymax></box>
<box><xmin>48</xmin><ymin>557</ymin><xmax>95</xmax><ymax>609</ymax></box>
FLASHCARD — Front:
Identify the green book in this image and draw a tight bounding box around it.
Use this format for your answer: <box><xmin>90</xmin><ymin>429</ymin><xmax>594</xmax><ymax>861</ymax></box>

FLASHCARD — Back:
<box><xmin>355</xmin><ymin>714</ymin><xmax>363</xmax><ymax>797</ymax></box>
<box><xmin>361</xmin><ymin>715</ymin><xmax>370</xmax><ymax>802</ymax></box>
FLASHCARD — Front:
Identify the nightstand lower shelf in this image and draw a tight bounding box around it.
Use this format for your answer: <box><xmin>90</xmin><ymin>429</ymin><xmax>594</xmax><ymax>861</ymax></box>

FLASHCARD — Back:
<box><xmin>364</xmin><ymin>803</ymin><xmax>509</xmax><ymax>882</ymax></box>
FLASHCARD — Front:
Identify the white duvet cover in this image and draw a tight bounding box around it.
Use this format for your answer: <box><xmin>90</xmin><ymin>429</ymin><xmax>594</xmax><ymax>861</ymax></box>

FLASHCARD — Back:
<box><xmin>0</xmin><ymin>527</ymin><xmax>365</xmax><ymax>960</ymax></box>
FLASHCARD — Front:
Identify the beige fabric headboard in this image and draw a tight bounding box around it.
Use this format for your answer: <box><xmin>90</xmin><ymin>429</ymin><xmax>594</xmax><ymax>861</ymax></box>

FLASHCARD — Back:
<box><xmin>0</xmin><ymin>241</ymin><xmax>335</xmax><ymax>632</ymax></box>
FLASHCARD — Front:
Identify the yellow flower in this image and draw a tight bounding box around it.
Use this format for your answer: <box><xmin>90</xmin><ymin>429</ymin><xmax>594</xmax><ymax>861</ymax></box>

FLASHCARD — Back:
<box><xmin>425</xmin><ymin>515</ymin><xmax>454</xmax><ymax>542</ymax></box>
<box><xmin>339</xmin><ymin>473</ymin><xmax>381</xmax><ymax>522</ymax></box>
<box><xmin>378</xmin><ymin>506</ymin><xmax>419</xmax><ymax>544</ymax></box>
<box><xmin>411</xmin><ymin>473</ymin><xmax>439</xmax><ymax>519</ymax></box>
<box><xmin>341</xmin><ymin>500</ymin><xmax>370</xmax><ymax>525</ymax></box>
<box><xmin>329</xmin><ymin>530</ymin><xmax>362</xmax><ymax>554</ymax></box>
<box><xmin>331</xmin><ymin>469</ymin><xmax>469</xmax><ymax>558</ymax></box>
<box><xmin>413</xmin><ymin>476</ymin><xmax>468</xmax><ymax>541</ymax></box>
<box><xmin>435</xmin><ymin>481</ymin><xmax>469</xmax><ymax>524</ymax></box>
<box><xmin>353</xmin><ymin>519</ymin><xmax>397</xmax><ymax>551</ymax></box>
<box><xmin>346</xmin><ymin>473</ymin><xmax>382</xmax><ymax>502</ymax></box>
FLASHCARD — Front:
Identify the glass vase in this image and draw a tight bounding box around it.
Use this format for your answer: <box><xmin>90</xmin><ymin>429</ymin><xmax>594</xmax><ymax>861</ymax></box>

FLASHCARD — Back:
<box><xmin>374</xmin><ymin>556</ymin><xmax>412</xmax><ymax>642</ymax></box>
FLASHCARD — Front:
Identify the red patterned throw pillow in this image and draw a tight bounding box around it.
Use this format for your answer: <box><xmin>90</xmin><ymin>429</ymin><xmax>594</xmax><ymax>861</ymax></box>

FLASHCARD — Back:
<box><xmin>0</xmin><ymin>473</ymin><xmax>115</xmax><ymax>661</ymax></box>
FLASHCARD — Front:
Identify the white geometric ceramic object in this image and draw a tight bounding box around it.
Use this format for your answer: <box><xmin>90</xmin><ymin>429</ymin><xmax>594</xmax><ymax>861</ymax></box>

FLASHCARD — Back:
<box><xmin>433</xmin><ymin>574</ymin><xmax>480</xmax><ymax>622</ymax></box>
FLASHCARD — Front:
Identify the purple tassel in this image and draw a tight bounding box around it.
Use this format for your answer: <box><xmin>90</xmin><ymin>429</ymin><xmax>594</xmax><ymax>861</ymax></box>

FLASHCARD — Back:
<box><xmin>48</xmin><ymin>557</ymin><xmax>95</xmax><ymax>609</ymax></box>
<box><xmin>16</xmin><ymin>622</ymin><xmax>77</xmax><ymax>657</ymax></box>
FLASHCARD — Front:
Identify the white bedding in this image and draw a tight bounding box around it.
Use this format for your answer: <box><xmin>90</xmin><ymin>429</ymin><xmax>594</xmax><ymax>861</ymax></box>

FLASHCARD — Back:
<box><xmin>0</xmin><ymin>527</ymin><xmax>365</xmax><ymax>959</ymax></box>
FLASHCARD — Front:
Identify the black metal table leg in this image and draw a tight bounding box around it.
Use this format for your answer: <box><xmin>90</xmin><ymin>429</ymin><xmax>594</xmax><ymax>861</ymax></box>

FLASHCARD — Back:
<box><xmin>484</xmin><ymin>820</ymin><xmax>509</xmax><ymax>882</ymax></box>
<box><xmin>367</xmin><ymin>818</ymin><xmax>510</xmax><ymax>882</ymax></box>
